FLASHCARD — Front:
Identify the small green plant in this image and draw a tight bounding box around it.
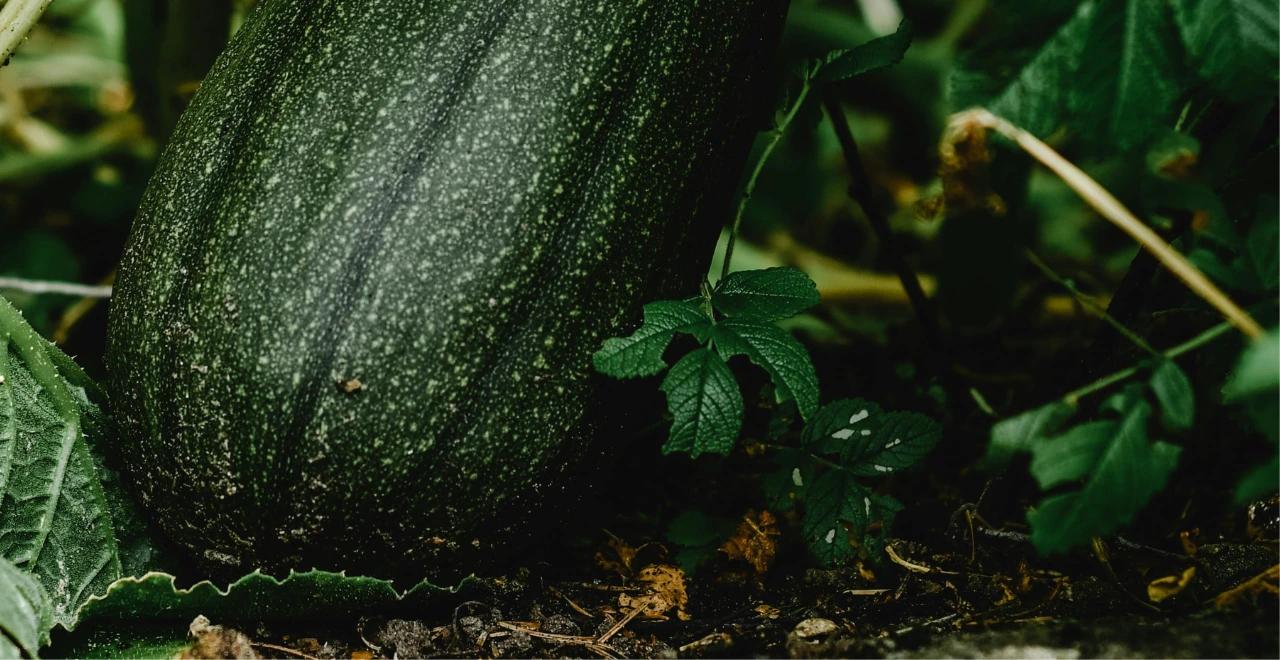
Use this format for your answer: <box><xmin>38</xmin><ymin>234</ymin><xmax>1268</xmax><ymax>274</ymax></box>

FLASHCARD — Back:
<box><xmin>594</xmin><ymin>266</ymin><xmax>821</xmax><ymax>456</ymax></box>
<box><xmin>767</xmin><ymin>399</ymin><xmax>940</xmax><ymax>564</ymax></box>
<box><xmin>596</xmin><ymin>20</ymin><xmax>936</xmax><ymax>567</ymax></box>
<box><xmin>981</xmin><ymin>311</ymin><xmax>1279</xmax><ymax>555</ymax></box>
<box><xmin>988</xmin><ymin>359</ymin><xmax>1194</xmax><ymax>554</ymax></box>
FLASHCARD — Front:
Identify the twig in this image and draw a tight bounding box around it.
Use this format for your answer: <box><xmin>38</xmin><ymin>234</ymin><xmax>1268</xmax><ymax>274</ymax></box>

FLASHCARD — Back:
<box><xmin>549</xmin><ymin>585</ymin><xmax>595</xmax><ymax>618</ymax></box>
<box><xmin>1062</xmin><ymin>320</ymin><xmax>1234</xmax><ymax>406</ymax></box>
<box><xmin>950</xmin><ymin>108</ymin><xmax>1264</xmax><ymax>340</ymax></box>
<box><xmin>496</xmin><ymin>622</ymin><xmax>619</xmax><ymax>659</ymax></box>
<box><xmin>0</xmin><ymin>0</ymin><xmax>53</xmax><ymax>67</ymax></box>
<box><xmin>248</xmin><ymin>642</ymin><xmax>319</xmax><ymax>660</ymax></box>
<box><xmin>0</xmin><ymin>277</ymin><xmax>112</xmax><ymax>298</ymax></box>
<box><xmin>824</xmin><ymin>92</ymin><xmax>944</xmax><ymax>347</ymax></box>
<box><xmin>884</xmin><ymin>543</ymin><xmax>960</xmax><ymax>575</ymax></box>
<box><xmin>596</xmin><ymin>605</ymin><xmax>644</xmax><ymax>644</ymax></box>
<box><xmin>892</xmin><ymin>613</ymin><xmax>958</xmax><ymax>636</ymax></box>
<box><xmin>495</xmin><ymin>622</ymin><xmax>595</xmax><ymax>645</ymax></box>
<box><xmin>1024</xmin><ymin>250</ymin><xmax>1158</xmax><ymax>357</ymax></box>
<box><xmin>721</xmin><ymin>80</ymin><xmax>812</xmax><ymax>279</ymax></box>
<box><xmin>559</xmin><ymin>581</ymin><xmax>642</xmax><ymax>593</ymax></box>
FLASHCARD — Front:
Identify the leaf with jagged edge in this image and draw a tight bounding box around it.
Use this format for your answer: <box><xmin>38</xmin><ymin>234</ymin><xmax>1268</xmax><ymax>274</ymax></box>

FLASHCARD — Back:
<box><xmin>0</xmin><ymin>555</ymin><xmax>50</xmax><ymax>657</ymax></box>
<box><xmin>0</xmin><ymin>296</ymin><xmax>122</xmax><ymax>628</ymax></box>
<box><xmin>594</xmin><ymin>299</ymin><xmax>712</xmax><ymax>378</ymax></box>
<box><xmin>711</xmin><ymin>267</ymin><xmax>820</xmax><ymax>322</ymax></box>
<box><xmin>660</xmin><ymin>348</ymin><xmax>743</xmax><ymax>457</ymax></box>
<box><xmin>802</xmin><ymin>399</ymin><xmax>940</xmax><ymax>475</ymax></box>
<box><xmin>712</xmin><ymin>318</ymin><xmax>819</xmax><ymax>421</ymax></box>
<box><xmin>48</xmin><ymin>569</ymin><xmax>467</xmax><ymax>658</ymax></box>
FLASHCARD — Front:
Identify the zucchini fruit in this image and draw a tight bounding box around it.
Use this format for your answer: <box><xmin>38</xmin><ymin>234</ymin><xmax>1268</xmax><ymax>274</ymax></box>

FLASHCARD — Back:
<box><xmin>107</xmin><ymin>0</ymin><xmax>786</xmax><ymax>576</ymax></box>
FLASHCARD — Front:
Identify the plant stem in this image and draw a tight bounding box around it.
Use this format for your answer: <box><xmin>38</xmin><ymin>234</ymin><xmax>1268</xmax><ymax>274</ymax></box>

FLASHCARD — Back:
<box><xmin>0</xmin><ymin>277</ymin><xmax>112</xmax><ymax>298</ymax></box>
<box><xmin>1024</xmin><ymin>250</ymin><xmax>1158</xmax><ymax>357</ymax></box>
<box><xmin>824</xmin><ymin>92</ymin><xmax>943</xmax><ymax>347</ymax></box>
<box><xmin>1062</xmin><ymin>320</ymin><xmax>1234</xmax><ymax>406</ymax></box>
<box><xmin>720</xmin><ymin>80</ymin><xmax>812</xmax><ymax>281</ymax></box>
<box><xmin>950</xmin><ymin>108</ymin><xmax>1265</xmax><ymax>340</ymax></box>
<box><xmin>0</xmin><ymin>0</ymin><xmax>53</xmax><ymax>67</ymax></box>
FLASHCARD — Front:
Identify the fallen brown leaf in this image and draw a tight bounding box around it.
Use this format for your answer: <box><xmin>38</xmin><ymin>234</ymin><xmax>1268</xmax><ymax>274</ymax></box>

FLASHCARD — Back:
<box><xmin>619</xmin><ymin>564</ymin><xmax>690</xmax><ymax>621</ymax></box>
<box><xmin>1147</xmin><ymin>566</ymin><xmax>1196</xmax><ymax>603</ymax></box>
<box><xmin>720</xmin><ymin>510</ymin><xmax>780</xmax><ymax>575</ymax></box>
<box><xmin>596</xmin><ymin>532</ymin><xmax>654</xmax><ymax>577</ymax></box>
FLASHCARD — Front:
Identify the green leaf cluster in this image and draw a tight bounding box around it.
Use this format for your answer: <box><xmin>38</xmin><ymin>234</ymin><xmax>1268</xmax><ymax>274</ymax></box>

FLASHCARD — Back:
<box><xmin>766</xmin><ymin>399</ymin><xmax>940</xmax><ymax>565</ymax></box>
<box><xmin>952</xmin><ymin>0</ymin><xmax>1278</xmax><ymax>151</ymax></box>
<box><xmin>594</xmin><ymin>267</ymin><xmax>821</xmax><ymax>457</ymax></box>
<box><xmin>1223</xmin><ymin>329</ymin><xmax>1280</xmax><ymax>504</ymax></box>
<box><xmin>988</xmin><ymin>360</ymin><xmax>1197</xmax><ymax>553</ymax></box>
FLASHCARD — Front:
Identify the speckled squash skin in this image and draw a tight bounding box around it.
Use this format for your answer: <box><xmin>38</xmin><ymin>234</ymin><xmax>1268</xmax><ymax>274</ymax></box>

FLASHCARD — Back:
<box><xmin>107</xmin><ymin>0</ymin><xmax>786</xmax><ymax>576</ymax></box>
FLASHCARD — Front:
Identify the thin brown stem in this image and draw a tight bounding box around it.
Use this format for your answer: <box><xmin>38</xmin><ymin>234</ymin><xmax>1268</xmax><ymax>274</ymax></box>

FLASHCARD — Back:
<box><xmin>0</xmin><ymin>0</ymin><xmax>53</xmax><ymax>67</ymax></box>
<box><xmin>951</xmin><ymin>108</ymin><xmax>1265</xmax><ymax>340</ymax></box>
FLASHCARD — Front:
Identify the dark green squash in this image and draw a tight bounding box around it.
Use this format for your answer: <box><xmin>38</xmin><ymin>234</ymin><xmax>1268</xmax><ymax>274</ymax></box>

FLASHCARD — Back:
<box><xmin>107</xmin><ymin>0</ymin><xmax>786</xmax><ymax>576</ymax></box>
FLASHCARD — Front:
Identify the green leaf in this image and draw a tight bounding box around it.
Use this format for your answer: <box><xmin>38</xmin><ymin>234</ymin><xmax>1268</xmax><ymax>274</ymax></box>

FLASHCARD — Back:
<box><xmin>665</xmin><ymin>510</ymin><xmax>733</xmax><ymax>549</ymax></box>
<box><xmin>762</xmin><ymin>447</ymin><xmax>811</xmax><ymax>512</ymax></box>
<box><xmin>712</xmin><ymin>319</ymin><xmax>819</xmax><ymax>420</ymax></box>
<box><xmin>1029</xmin><ymin>420</ymin><xmax>1115</xmax><ymax>489</ymax></box>
<box><xmin>594</xmin><ymin>300</ymin><xmax>712</xmax><ymax>378</ymax></box>
<box><xmin>861</xmin><ymin>493</ymin><xmax>903</xmax><ymax>560</ymax></box>
<box><xmin>843</xmin><ymin>411</ymin><xmax>941</xmax><ymax>477</ymax></box>
<box><xmin>801</xmin><ymin>399</ymin><xmax>940</xmax><ymax>475</ymax></box>
<box><xmin>0</xmin><ymin>556</ymin><xmax>51</xmax><ymax>658</ymax></box>
<box><xmin>51</xmin><ymin>570</ymin><xmax>461</xmax><ymax>658</ymax></box>
<box><xmin>660</xmin><ymin>348</ymin><xmax>743</xmax><ymax>457</ymax></box>
<box><xmin>802</xmin><ymin>398</ymin><xmax>882</xmax><ymax>454</ymax></box>
<box><xmin>800</xmin><ymin>472</ymin><xmax>902</xmax><ymax>566</ymax></box>
<box><xmin>711</xmin><ymin>267</ymin><xmax>819</xmax><ymax>322</ymax></box>
<box><xmin>952</xmin><ymin>0</ymin><xmax>1187</xmax><ymax>150</ymax></box>
<box><xmin>986</xmin><ymin>402</ymin><xmax>1075</xmax><ymax>467</ymax></box>
<box><xmin>1235</xmin><ymin>454</ymin><xmax>1279</xmax><ymax>504</ymax></box>
<box><xmin>1071</xmin><ymin>0</ymin><xmax>1188</xmax><ymax>149</ymax></box>
<box><xmin>802</xmin><ymin>471</ymin><xmax>868</xmax><ymax>566</ymax></box>
<box><xmin>810</xmin><ymin>19</ymin><xmax>913</xmax><ymax>83</ymax></box>
<box><xmin>1172</xmin><ymin>0</ymin><xmax>1279</xmax><ymax>100</ymax></box>
<box><xmin>665</xmin><ymin>511</ymin><xmax>734</xmax><ymax>575</ymax></box>
<box><xmin>1222</xmin><ymin>329</ymin><xmax>1280</xmax><ymax>400</ymax></box>
<box><xmin>1028</xmin><ymin>400</ymin><xmax>1181</xmax><ymax>554</ymax></box>
<box><xmin>1246</xmin><ymin>197</ymin><xmax>1279</xmax><ymax>292</ymax></box>
<box><xmin>0</xmin><ymin>297</ymin><xmax>122</xmax><ymax>628</ymax></box>
<box><xmin>68</xmin><ymin>570</ymin><xmax>453</xmax><ymax>626</ymax></box>
<box><xmin>1150</xmin><ymin>360</ymin><xmax>1195</xmax><ymax>431</ymax></box>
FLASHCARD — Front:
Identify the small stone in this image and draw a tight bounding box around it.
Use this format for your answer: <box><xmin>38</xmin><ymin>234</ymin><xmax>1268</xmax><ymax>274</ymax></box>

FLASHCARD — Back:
<box><xmin>541</xmin><ymin>614</ymin><xmax>580</xmax><ymax>637</ymax></box>
<box><xmin>374</xmin><ymin>619</ymin><xmax>436</xmax><ymax>658</ymax></box>
<box><xmin>793</xmin><ymin>617</ymin><xmax>838</xmax><ymax>639</ymax></box>
<box><xmin>457</xmin><ymin>615</ymin><xmax>487</xmax><ymax>646</ymax></box>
